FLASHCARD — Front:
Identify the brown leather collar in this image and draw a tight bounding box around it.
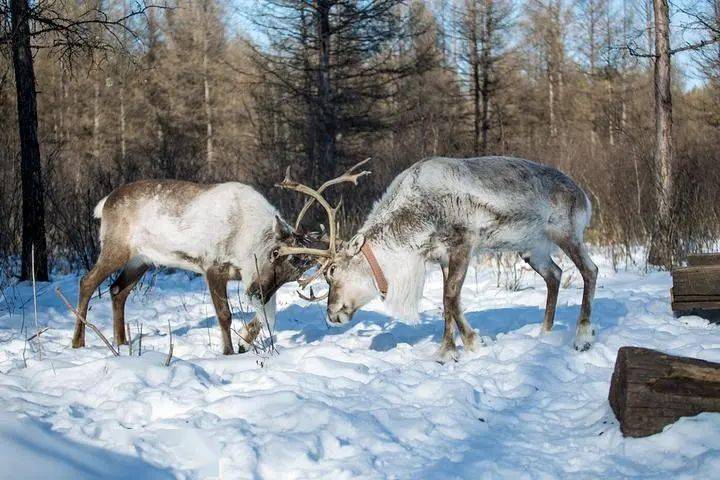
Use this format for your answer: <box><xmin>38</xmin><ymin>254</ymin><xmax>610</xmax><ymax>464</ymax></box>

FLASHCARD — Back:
<box><xmin>360</xmin><ymin>242</ymin><xmax>388</xmax><ymax>298</ymax></box>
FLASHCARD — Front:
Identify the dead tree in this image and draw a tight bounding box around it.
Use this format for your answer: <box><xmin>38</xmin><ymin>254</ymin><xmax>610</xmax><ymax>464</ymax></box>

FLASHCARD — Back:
<box><xmin>648</xmin><ymin>0</ymin><xmax>674</xmax><ymax>268</ymax></box>
<box><xmin>9</xmin><ymin>0</ymin><xmax>49</xmax><ymax>282</ymax></box>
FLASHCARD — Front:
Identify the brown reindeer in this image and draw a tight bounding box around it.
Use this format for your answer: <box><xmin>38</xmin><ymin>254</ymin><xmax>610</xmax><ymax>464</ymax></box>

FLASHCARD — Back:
<box><xmin>74</xmin><ymin>162</ymin><xmax>370</xmax><ymax>356</ymax></box>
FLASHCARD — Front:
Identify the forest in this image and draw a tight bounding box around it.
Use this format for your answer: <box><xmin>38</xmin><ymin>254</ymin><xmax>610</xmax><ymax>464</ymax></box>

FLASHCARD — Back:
<box><xmin>1</xmin><ymin>0</ymin><xmax>719</xmax><ymax>281</ymax></box>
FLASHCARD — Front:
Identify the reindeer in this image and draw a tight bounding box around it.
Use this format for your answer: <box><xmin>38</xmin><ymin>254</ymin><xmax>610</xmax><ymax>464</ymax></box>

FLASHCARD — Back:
<box><xmin>275</xmin><ymin>156</ymin><xmax>598</xmax><ymax>362</ymax></box>
<box><xmin>71</xmin><ymin>179</ymin><xmax>323</xmax><ymax>355</ymax></box>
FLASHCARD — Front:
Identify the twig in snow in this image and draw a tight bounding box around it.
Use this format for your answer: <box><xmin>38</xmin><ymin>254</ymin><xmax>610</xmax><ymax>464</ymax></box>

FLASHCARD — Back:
<box><xmin>137</xmin><ymin>321</ymin><xmax>143</xmax><ymax>356</ymax></box>
<box><xmin>21</xmin><ymin>314</ymin><xmax>28</xmax><ymax>368</ymax></box>
<box><xmin>31</xmin><ymin>245</ymin><xmax>43</xmax><ymax>360</ymax></box>
<box><xmin>126</xmin><ymin>323</ymin><xmax>133</xmax><ymax>356</ymax></box>
<box><xmin>27</xmin><ymin>326</ymin><xmax>50</xmax><ymax>342</ymax></box>
<box><xmin>55</xmin><ymin>287</ymin><xmax>119</xmax><ymax>357</ymax></box>
<box><xmin>164</xmin><ymin>319</ymin><xmax>173</xmax><ymax>366</ymax></box>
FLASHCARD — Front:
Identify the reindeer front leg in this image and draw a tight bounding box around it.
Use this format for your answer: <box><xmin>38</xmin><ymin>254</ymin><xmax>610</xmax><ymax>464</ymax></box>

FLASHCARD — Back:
<box><xmin>436</xmin><ymin>243</ymin><xmax>476</xmax><ymax>363</ymax></box>
<box><xmin>206</xmin><ymin>268</ymin><xmax>234</xmax><ymax>355</ymax></box>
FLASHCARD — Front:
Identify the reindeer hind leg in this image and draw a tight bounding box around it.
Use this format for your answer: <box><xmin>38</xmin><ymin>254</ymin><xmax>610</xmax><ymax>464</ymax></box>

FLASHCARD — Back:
<box><xmin>557</xmin><ymin>240</ymin><xmax>598</xmax><ymax>351</ymax></box>
<box><xmin>110</xmin><ymin>257</ymin><xmax>149</xmax><ymax>346</ymax></box>
<box><xmin>72</xmin><ymin>246</ymin><xmax>130</xmax><ymax>348</ymax></box>
<box><xmin>522</xmin><ymin>248</ymin><xmax>562</xmax><ymax>334</ymax></box>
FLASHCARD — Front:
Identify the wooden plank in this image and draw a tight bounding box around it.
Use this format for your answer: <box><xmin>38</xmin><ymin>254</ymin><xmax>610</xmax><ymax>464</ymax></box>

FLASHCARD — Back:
<box><xmin>672</xmin><ymin>301</ymin><xmax>720</xmax><ymax>311</ymax></box>
<box><xmin>671</xmin><ymin>266</ymin><xmax>720</xmax><ymax>297</ymax></box>
<box><xmin>688</xmin><ymin>253</ymin><xmax>720</xmax><ymax>267</ymax></box>
<box><xmin>672</xmin><ymin>294</ymin><xmax>720</xmax><ymax>303</ymax></box>
<box><xmin>609</xmin><ymin>346</ymin><xmax>720</xmax><ymax>437</ymax></box>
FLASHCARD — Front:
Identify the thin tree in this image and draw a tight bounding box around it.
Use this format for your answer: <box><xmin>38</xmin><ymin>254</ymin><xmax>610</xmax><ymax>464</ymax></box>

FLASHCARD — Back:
<box><xmin>647</xmin><ymin>0</ymin><xmax>673</xmax><ymax>267</ymax></box>
<box><xmin>8</xmin><ymin>0</ymin><xmax>49</xmax><ymax>281</ymax></box>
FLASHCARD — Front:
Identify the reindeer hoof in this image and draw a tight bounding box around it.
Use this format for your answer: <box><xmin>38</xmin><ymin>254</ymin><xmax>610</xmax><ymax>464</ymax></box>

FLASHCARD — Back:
<box><xmin>222</xmin><ymin>346</ymin><xmax>235</xmax><ymax>355</ymax></box>
<box><xmin>573</xmin><ymin>325</ymin><xmax>595</xmax><ymax>352</ymax></box>
<box><xmin>574</xmin><ymin>341</ymin><xmax>592</xmax><ymax>352</ymax></box>
<box><xmin>433</xmin><ymin>346</ymin><xmax>458</xmax><ymax>364</ymax></box>
<box><xmin>462</xmin><ymin>331</ymin><xmax>481</xmax><ymax>352</ymax></box>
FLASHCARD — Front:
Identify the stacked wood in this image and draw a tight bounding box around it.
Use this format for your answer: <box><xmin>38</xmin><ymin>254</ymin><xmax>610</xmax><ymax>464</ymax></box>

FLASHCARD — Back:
<box><xmin>609</xmin><ymin>346</ymin><xmax>720</xmax><ymax>437</ymax></box>
<box><xmin>671</xmin><ymin>253</ymin><xmax>720</xmax><ymax>319</ymax></box>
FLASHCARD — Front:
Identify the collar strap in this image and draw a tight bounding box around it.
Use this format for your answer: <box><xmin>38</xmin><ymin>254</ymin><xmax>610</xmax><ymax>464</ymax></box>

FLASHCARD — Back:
<box><xmin>360</xmin><ymin>242</ymin><xmax>388</xmax><ymax>298</ymax></box>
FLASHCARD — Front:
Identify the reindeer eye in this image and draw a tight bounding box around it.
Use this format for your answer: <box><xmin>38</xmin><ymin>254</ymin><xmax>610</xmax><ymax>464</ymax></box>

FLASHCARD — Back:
<box><xmin>327</xmin><ymin>264</ymin><xmax>337</xmax><ymax>279</ymax></box>
<box><xmin>271</xmin><ymin>249</ymin><xmax>280</xmax><ymax>261</ymax></box>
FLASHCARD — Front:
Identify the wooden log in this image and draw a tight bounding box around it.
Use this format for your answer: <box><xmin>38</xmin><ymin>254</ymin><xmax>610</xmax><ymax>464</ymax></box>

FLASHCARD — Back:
<box><xmin>671</xmin><ymin>266</ymin><xmax>720</xmax><ymax>297</ymax></box>
<box><xmin>609</xmin><ymin>346</ymin><xmax>720</xmax><ymax>437</ymax></box>
<box><xmin>687</xmin><ymin>253</ymin><xmax>720</xmax><ymax>267</ymax></box>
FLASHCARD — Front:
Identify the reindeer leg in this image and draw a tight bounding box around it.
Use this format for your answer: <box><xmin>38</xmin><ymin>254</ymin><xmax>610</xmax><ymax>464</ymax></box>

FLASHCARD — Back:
<box><xmin>522</xmin><ymin>249</ymin><xmax>562</xmax><ymax>334</ymax></box>
<box><xmin>558</xmin><ymin>240</ymin><xmax>598</xmax><ymax>351</ymax></box>
<box><xmin>110</xmin><ymin>258</ymin><xmax>148</xmax><ymax>346</ymax></box>
<box><xmin>206</xmin><ymin>268</ymin><xmax>234</xmax><ymax>355</ymax></box>
<box><xmin>436</xmin><ymin>243</ymin><xmax>474</xmax><ymax>362</ymax></box>
<box><xmin>72</xmin><ymin>248</ymin><xmax>129</xmax><ymax>348</ymax></box>
<box><xmin>448</xmin><ymin>244</ymin><xmax>477</xmax><ymax>351</ymax></box>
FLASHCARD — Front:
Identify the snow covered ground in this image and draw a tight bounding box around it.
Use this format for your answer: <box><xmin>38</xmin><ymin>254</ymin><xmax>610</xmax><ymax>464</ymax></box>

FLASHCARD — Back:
<box><xmin>1</xmin><ymin>253</ymin><xmax>719</xmax><ymax>479</ymax></box>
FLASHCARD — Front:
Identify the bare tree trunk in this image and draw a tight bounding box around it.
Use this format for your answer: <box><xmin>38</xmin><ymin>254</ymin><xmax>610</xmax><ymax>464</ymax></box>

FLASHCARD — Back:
<box><xmin>468</xmin><ymin>2</ymin><xmax>481</xmax><ymax>155</ymax></box>
<box><xmin>314</xmin><ymin>0</ymin><xmax>336</xmax><ymax>184</ymax></box>
<box><xmin>120</xmin><ymin>86</ymin><xmax>127</xmax><ymax>161</ymax></box>
<box><xmin>119</xmin><ymin>0</ymin><xmax>128</xmax><ymax>162</ymax></box>
<box><xmin>548</xmin><ymin>69</ymin><xmax>557</xmax><ymax>138</ymax></box>
<box><xmin>202</xmin><ymin>3</ymin><xmax>213</xmax><ymax>167</ymax></box>
<box><xmin>473</xmin><ymin>61</ymin><xmax>481</xmax><ymax>155</ymax></box>
<box><xmin>588</xmin><ymin>0</ymin><xmax>598</xmax><ymax>149</ymax></box>
<box><xmin>10</xmin><ymin>0</ymin><xmax>49</xmax><ymax>281</ymax></box>
<box><xmin>646</xmin><ymin>0</ymin><xmax>653</xmax><ymax>52</ymax></box>
<box><xmin>480</xmin><ymin>0</ymin><xmax>493</xmax><ymax>155</ymax></box>
<box><xmin>547</xmin><ymin>0</ymin><xmax>563</xmax><ymax>139</ymax></box>
<box><xmin>93</xmin><ymin>78</ymin><xmax>101</xmax><ymax>161</ymax></box>
<box><xmin>648</xmin><ymin>0</ymin><xmax>674</xmax><ymax>267</ymax></box>
<box><xmin>606</xmin><ymin>0</ymin><xmax>615</xmax><ymax>146</ymax></box>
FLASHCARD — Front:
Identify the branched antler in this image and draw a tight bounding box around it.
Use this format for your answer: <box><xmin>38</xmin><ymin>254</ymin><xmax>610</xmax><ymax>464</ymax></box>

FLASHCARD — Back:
<box><xmin>297</xmin><ymin>286</ymin><xmax>329</xmax><ymax>302</ymax></box>
<box><xmin>293</xmin><ymin>157</ymin><xmax>371</xmax><ymax>230</ymax></box>
<box><xmin>274</xmin><ymin>158</ymin><xmax>372</xmax><ymax>300</ymax></box>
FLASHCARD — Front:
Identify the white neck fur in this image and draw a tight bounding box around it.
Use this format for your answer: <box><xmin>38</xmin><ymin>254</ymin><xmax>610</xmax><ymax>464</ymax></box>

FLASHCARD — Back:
<box><xmin>370</xmin><ymin>242</ymin><xmax>426</xmax><ymax>323</ymax></box>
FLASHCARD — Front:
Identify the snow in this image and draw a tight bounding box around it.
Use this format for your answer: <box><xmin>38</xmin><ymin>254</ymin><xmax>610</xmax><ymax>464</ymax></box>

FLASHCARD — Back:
<box><xmin>1</xmin><ymin>254</ymin><xmax>719</xmax><ymax>479</ymax></box>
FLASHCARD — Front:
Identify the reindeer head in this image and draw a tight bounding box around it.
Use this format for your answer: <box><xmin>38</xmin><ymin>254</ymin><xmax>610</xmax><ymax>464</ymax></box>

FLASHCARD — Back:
<box><xmin>323</xmin><ymin>234</ymin><xmax>379</xmax><ymax>324</ymax></box>
<box><xmin>273</xmin><ymin>159</ymin><xmax>374</xmax><ymax>323</ymax></box>
<box><xmin>244</xmin><ymin>215</ymin><xmax>322</xmax><ymax>303</ymax></box>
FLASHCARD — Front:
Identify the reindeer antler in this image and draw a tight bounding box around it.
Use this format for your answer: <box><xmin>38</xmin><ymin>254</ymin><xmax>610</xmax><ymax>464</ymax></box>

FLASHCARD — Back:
<box><xmin>297</xmin><ymin>286</ymin><xmax>329</xmax><ymax>302</ymax></box>
<box><xmin>275</xmin><ymin>158</ymin><xmax>371</xmax><ymax>260</ymax></box>
<box><xmin>274</xmin><ymin>158</ymin><xmax>372</xmax><ymax>300</ymax></box>
<box><xmin>293</xmin><ymin>157</ymin><xmax>371</xmax><ymax>230</ymax></box>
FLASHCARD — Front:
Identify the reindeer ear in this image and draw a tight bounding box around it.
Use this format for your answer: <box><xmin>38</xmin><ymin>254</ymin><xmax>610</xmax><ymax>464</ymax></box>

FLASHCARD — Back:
<box><xmin>346</xmin><ymin>234</ymin><xmax>365</xmax><ymax>256</ymax></box>
<box><xmin>273</xmin><ymin>215</ymin><xmax>294</xmax><ymax>240</ymax></box>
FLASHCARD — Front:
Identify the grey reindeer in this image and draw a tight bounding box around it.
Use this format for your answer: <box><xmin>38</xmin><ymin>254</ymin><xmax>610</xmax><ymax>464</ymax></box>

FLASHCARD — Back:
<box><xmin>275</xmin><ymin>156</ymin><xmax>598</xmax><ymax>362</ymax></box>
